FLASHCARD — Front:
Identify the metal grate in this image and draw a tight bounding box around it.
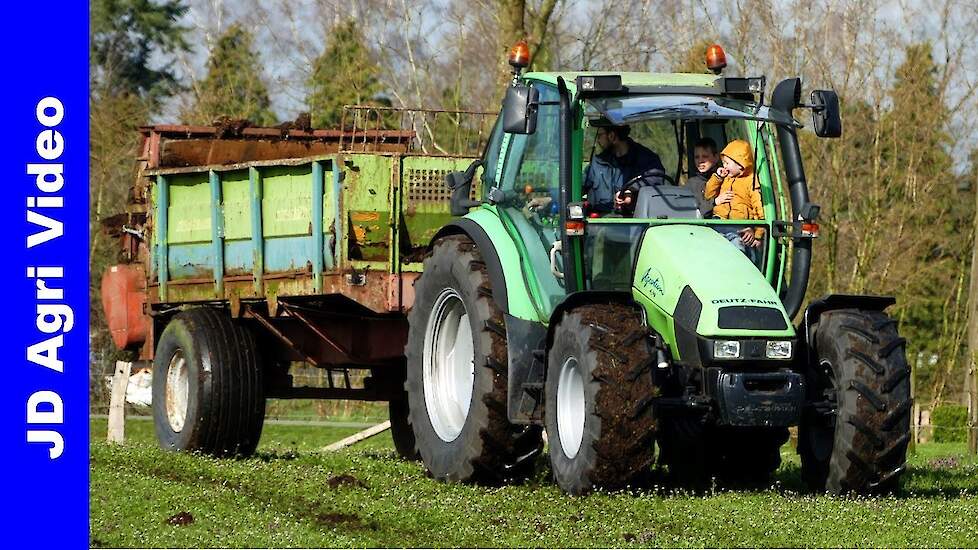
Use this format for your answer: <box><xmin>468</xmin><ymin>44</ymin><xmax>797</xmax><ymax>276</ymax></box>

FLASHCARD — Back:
<box><xmin>407</xmin><ymin>169</ymin><xmax>452</xmax><ymax>202</ymax></box>
<box><xmin>407</xmin><ymin>169</ymin><xmax>480</xmax><ymax>203</ymax></box>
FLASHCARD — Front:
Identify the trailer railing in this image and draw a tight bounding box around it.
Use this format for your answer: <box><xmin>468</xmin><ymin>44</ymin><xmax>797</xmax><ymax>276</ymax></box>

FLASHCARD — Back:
<box><xmin>340</xmin><ymin>105</ymin><xmax>496</xmax><ymax>157</ymax></box>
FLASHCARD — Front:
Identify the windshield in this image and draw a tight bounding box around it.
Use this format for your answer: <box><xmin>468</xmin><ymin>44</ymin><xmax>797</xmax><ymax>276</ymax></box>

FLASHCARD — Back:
<box><xmin>584</xmin><ymin>94</ymin><xmax>800</xmax><ymax>127</ymax></box>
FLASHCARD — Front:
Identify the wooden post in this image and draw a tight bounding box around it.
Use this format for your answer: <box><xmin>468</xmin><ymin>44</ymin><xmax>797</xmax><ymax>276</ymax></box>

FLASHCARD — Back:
<box><xmin>107</xmin><ymin>360</ymin><xmax>132</xmax><ymax>444</ymax></box>
<box><xmin>909</xmin><ymin>364</ymin><xmax>917</xmax><ymax>453</ymax></box>
<box><xmin>321</xmin><ymin>421</ymin><xmax>391</xmax><ymax>452</ymax></box>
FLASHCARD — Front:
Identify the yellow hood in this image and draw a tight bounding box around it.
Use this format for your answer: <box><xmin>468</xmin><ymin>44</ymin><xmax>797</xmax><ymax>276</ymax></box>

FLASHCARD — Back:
<box><xmin>720</xmin><ymin>139</ymin><xmax>754</xmax><ymax>175</ymax></box>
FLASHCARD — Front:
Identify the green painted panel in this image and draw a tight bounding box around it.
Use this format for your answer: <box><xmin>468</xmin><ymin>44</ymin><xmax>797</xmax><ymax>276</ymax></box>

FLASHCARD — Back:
<box><xmin>320</xmin><ymin>163</ymin><xmax>336</xmax><ymax>252</ymax></box>
<box><xmin>221</xmin><ymin>170</ymin><xmax>252</xmax><ymax>240</ymax></box>
<box><xmin>167</xmin><ymin>173</ymin><xmax>211</xmax><ymax>244</ymax></box>
<box><xmin>262</xmin><ymin>165</ymin><xmax>314</xmax><ymax>237</ymax></box>
<box><xmin>401</xmin><ymin>156</ymin><xmax>476</xmax><ymax>249</ymax></box>
<box><xmin>346</xmin><ymin>155</ymin><xmax>394</xmax><ymax>263</ymax></box>
<box><xmin>631</xmin><ymin>224</ymin><xmax>794</xmax><ymax>339</ymax></box>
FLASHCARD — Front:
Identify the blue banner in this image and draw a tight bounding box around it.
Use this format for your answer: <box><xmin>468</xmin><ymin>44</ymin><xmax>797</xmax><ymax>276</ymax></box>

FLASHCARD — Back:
<box><xmin>1</xmin><ymin>3</ymin><xmax>89</xmax><ymax>547</ymax></box>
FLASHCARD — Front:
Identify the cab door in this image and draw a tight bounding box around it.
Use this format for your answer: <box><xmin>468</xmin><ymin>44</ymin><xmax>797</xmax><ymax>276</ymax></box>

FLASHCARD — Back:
<box><xmin>494</xmin><ymin>82</ymin><xmax>567</xmax><ymax>316</ymax></box>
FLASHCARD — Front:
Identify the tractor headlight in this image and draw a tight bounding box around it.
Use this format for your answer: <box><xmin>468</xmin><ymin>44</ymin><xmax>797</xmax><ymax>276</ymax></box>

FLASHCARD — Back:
<box><xmin>766</xmin><ymin>340</ymin><xmax>793</xmax><ymax>359</ymax></box>
<box><xmin>713</xmin><ymin>340</ymin><xmax>741</xmax><ymax>359</ymax></box>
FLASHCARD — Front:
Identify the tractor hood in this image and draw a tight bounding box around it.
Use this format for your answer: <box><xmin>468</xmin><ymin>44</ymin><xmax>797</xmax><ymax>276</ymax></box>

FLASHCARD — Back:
<box><xmin>631</xmin><ymin>224</ymin><xmax>795</xmax><ymax>344</ymax></box>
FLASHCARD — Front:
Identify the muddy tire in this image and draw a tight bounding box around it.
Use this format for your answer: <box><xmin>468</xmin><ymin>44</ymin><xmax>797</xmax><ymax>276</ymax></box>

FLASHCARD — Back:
<box><xmin>545</xmin><ymin>304</ymin><xmax>656</xmax><ymax>495</ymax></box>
<box><xmin>405</xmin><ymin>235</ymin><xmax>542</xmax><ymax>483</ymax></box>
<box><xmin>152</xmin><ymin>307</ymin><xmax>265</xmax><ymax>456</ymax></box>
<box><xmin>799</xmin><ymin>309</ymin><xmax>911</xmax><ymax>494</ymax></box>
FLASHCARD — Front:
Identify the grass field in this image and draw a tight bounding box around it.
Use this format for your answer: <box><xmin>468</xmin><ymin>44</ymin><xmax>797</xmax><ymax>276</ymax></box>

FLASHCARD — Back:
<box><xmin>90</xmin><ymin>418</ymin><xmax>978</xmax><ymax>548</ymax></box>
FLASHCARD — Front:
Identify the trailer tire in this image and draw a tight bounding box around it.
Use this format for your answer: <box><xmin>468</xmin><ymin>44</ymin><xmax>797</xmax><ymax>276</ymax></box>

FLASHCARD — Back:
<box><xmin>545</xmin><ymin>304</ymin><xmax>656</xmax><ymax>495</ymax></box>
<box><xmin>152</xmin><ymin>307</ymin><xmax>265</xmax><ymax>456</ymax></box>
<box><xmin>406</xmin><ymin>235</ymin><xmax>542</xmax><ymax>483</ymax></box>
<box><xmin>800</xmin><ymin>309</ymin><xmax>911</xmax><ymax>494</ymax></box>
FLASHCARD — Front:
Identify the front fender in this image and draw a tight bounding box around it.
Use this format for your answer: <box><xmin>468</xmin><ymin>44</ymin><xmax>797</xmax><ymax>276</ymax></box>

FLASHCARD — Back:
<box><xmin>430</xmin><ymin>207</ymin><xmax>539</xmax><ymax>321</ymax></box>
<box><xmin>799</xmin><ymin>293</ymin><xmax>896</xmax><ymax>365</ymax></box>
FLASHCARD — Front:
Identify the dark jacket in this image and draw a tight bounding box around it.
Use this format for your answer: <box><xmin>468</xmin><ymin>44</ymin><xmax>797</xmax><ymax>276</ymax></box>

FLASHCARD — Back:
<box><xmin>685</xmin><ymin>162</ymin><xmax>718</xmax><ymax>217</ymax></box>
<box><xmin>584</xmin><ymin>138</ymin><xmax>664</xmax><ymax>213</ymax></box>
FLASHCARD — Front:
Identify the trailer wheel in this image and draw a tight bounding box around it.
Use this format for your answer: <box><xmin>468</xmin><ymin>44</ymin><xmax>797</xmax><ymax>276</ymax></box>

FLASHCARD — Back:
<box><xmin>152</xmin><ymin>307</ymin><xmax>265</xmax><ymax>456</ymax></box>
<box><xmin>800</xmin><ymin>309</ymin><xmax>911</xmax><ymax>494</ymax></box>
<box><xmin>406</xmin><ymin>235</ymin><xmax>542</xmax><ymax>483</ymax></box>
<box><xmin>545</xmin><ymin>304</ymin><xmax>656</xmax><ymax>495</ymax></box>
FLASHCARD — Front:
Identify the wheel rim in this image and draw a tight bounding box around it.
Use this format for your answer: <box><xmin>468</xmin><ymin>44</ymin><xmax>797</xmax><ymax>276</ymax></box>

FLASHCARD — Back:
<box><xmin>423</xmin><ymin>288</ymin><xmax>475</xmax><ymax>442</ymax></box>
<box><xmin>165</xmin><ymin>349</ymin><xmax>190</xmax><ymax>433</ymax></box>
<box><xmin>557</xmin><ymin>356</ymin><xmax>586</xmax><ymax>458</ymax></box>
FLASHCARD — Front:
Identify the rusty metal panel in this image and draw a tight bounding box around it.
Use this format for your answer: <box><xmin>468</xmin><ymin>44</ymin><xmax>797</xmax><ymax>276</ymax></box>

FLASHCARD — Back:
<box><xmin>141</xmin><ymin>125</ymin><xmax>414</xmax><ymax>169</ymax></box>
<box><xmin>101</xmin><ymin>264</ymin><xmax>149</xmax><ymax>350</ymax></box>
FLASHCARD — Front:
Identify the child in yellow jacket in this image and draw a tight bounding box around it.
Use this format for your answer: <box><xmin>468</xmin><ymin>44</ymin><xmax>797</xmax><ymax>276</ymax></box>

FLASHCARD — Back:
<box><xmin>703</xmin><ymin>139</ymin><xmax>764</xmax><ymax>256</ymax></box>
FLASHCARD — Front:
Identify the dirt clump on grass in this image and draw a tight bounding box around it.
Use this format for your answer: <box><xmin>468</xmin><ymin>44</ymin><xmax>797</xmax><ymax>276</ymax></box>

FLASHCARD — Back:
<box><xmin>165</xmin><ymin>511</ymin><xmax>194</xmax><ymax>526</ymax></box>
<box><xmin>327</xmin><ymin>474</ymin><xmax>368</xmax><ymax>489</ymax></box>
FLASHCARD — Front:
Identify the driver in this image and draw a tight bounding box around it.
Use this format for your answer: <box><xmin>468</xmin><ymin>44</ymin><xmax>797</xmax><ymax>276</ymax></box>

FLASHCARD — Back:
<box><xmin>584</xmin><ymin>124</ymin><xmax>664</xmax><ymax>214</ymax></box>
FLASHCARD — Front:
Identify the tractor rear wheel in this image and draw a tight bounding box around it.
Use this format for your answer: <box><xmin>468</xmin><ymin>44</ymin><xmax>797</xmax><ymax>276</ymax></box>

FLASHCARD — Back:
<box><xmin>799</xmin><ymin>309</ymin><xmax>911</xmax><ymax>494</ymax></box>
<box><xmin>152</xmin><ymin>307</ymin><xmax>265</xmax><ymax>456</ymax></box>
<box><xmin>545</xmin><ymin>304</ymin><xmax>656</xmax><ymax>495</ymax></box>
<box><xmin>405</xmin><ymin>235</ymin><xmax>542</xmax><ymax>483</ymax></box>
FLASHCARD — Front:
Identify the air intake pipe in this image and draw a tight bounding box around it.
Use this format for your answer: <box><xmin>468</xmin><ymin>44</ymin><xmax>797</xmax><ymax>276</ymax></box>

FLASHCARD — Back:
<box><xmin>771</xmin><ymin>78</ymin><xmax>811</xmax><ymax>319</ymax></box>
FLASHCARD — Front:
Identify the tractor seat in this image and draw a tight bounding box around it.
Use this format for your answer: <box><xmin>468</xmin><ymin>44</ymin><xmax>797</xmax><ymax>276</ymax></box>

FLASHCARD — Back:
<box><xmin>633</xmin><ymin>185</ymin><xmax>702</xmax><ymax>219</ymax></box>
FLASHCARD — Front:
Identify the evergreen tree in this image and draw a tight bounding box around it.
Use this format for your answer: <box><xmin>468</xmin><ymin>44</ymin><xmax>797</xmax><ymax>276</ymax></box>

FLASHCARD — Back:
<box><xmin>307</xmin><ymin>19</ymin><xmax>383</xmax><ymax>128</ymax></box>
<box><xmin>91</xmin><ymin>0</ymin><xmax>189</xmax><ymax>102</ymax></box>
<box><xmin>188</xmin><ymin>24</ymin><xmax>276</xmax><ymax>125</ymax></box>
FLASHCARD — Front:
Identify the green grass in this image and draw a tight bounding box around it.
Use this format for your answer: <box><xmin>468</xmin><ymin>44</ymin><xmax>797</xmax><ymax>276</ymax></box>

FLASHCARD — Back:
<box><xmin>91</xmin><ymin>419</ymin><xmax>978</xmax><ymax>548</ymax></box>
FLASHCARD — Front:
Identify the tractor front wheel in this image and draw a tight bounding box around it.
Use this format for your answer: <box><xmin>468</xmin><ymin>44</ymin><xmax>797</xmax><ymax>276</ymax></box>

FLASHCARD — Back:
<box><xmin>799</xmin><ymin>308</ymin><xmax>911</xmax><ymax>494</ymax></box>
<box><xmin>545</xmin><ymin>303</ymin><xmax>656</xmax><ymax>495</ymax></box>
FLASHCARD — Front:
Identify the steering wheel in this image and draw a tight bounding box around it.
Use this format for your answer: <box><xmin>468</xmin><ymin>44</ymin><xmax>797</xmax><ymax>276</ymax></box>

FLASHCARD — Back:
<box><xmin>624</xmin><ymin>169</ymin><xmax>676</xmax><ymax>189</ymax></box>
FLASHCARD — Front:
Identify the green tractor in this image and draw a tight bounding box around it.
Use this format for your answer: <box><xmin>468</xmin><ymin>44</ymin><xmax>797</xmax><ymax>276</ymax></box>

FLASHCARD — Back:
<box><xmin>405</xmin><ymin>45</ymin><xmax>911</xmax><ymax>495</ymax></box>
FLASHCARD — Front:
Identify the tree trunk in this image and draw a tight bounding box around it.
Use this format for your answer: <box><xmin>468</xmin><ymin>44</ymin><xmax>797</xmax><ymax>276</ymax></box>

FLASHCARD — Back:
<box><xmin>968</xmin><ymin>179</ymin><xmax>978</xmax><ymax>454</ymax></box>
<box><xmin>495</xmin><ymin>0</ymin><xmax>558</xmax><ymax>81</ymax></box>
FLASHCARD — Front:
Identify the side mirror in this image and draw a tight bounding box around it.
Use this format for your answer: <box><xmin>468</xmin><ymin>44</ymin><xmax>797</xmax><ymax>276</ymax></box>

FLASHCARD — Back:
<box><xmin>811</xmin><ymin>90</ymin><xmax>842</xmax><ymax>138</ymax></box>
<box><xmin>446</xmin><ymin>159</ymin><xmax>483</xmax><ymax>216</ymax></box>
<box><xmin>502</xmin><ymin>85</ymin><xmax>539</xmax><ymax>134</ymax></box>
